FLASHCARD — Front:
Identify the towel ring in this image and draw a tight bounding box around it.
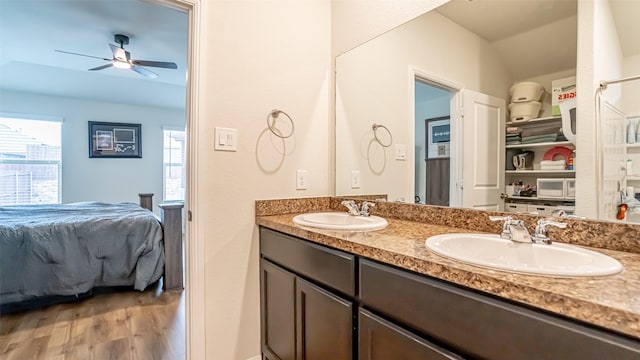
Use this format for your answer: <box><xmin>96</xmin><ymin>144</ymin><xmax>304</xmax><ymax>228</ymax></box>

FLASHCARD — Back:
<box><xmin>372</xmin><ymin>123</ymin><xmax>392</xmax><ymax>147</ymax></box>
<box><xmin>267</xmin><ymin>109</ymin><xmax>295</xmax><ymax>139</ymax></box>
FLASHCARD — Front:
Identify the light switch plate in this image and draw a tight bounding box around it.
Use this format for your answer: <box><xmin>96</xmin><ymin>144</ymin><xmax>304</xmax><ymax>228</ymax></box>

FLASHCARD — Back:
<box><xmin>214</xmin><ymin>127</ymin><xmax>237</xmax><ymax>151</ymax></box>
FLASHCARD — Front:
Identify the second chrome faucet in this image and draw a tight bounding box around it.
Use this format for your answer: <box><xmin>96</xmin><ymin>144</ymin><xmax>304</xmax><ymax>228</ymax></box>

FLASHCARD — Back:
<box><xmin>490</xmin><ymin>215</ymin><xmax>566</xmax><ymax>245</ymax></box>
<box><xmin>341</xmin><ymin>200</ymin><xmax>376</xmax><ymax>217</ymax></box>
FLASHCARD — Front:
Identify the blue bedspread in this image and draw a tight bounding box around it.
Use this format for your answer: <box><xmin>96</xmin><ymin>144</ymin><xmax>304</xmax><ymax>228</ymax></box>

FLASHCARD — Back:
<box><xmin>0</xmin><ymin>202</ymin><xmax>164</xmax><ymax>305</ymax></box>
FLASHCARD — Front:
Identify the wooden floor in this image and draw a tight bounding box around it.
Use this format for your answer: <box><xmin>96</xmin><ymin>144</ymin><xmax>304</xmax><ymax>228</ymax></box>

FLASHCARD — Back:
<box><xmin>0</xmin><ymin>281</ymin><xmax>185</xmax><ymax>360</ymax></box>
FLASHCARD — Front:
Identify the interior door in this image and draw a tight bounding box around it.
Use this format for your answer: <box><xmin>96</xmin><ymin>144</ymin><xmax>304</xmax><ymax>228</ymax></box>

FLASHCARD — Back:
<box><xmin>461</xmin><ymin>89</ymin><xmax>506</xmax><ymax>211</ymax></box>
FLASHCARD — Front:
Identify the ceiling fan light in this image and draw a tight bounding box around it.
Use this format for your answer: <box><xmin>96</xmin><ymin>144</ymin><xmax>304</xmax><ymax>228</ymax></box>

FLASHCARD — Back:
<box><xmin>113</xmin><ymin>60</ymin><xmax>131</xmax><ymax>69</ymax></box>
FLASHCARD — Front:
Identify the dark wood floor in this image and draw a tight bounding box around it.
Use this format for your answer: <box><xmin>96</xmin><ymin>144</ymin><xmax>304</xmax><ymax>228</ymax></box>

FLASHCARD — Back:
<box><xmin>0</xmin><ymin>282</ymin><xmax>185</xmax><ymax>360</ymax></box>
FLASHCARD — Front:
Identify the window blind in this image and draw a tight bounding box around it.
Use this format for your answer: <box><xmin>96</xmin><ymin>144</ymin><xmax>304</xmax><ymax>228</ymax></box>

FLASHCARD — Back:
<box><xmin>0</xmin><ymin>117</ymin><xmax>62</xmax><ymax>205</ymax></box>
<box><xmin>163</xmin><ymin>129</ymin><xmax>186</xmax><ymax>201</ymax></box>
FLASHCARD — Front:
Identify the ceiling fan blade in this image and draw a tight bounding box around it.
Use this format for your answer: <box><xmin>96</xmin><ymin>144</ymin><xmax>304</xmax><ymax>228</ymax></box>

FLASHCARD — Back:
<box><xmin>109</xmin><ymin>44</ymin><xmax>128</xmax><ymax>61</ymax></box>
<box><xmin>89</xmin><ymin>63</ymin><xmax>114</xmax><ymax>71</ymax></box>
<box><xmin>55</xmin><ymin>49</ymin><xmax>110</xmax><ymax>61</ymax></box>
<box><xmin>131</xmin><ymin>60</ymin><xmax>177</xmax><ymax>69</ymax></box>
<box><xmin>131</xmin><ymin>65</ymin><xmax>158</xmax><ymax>79</ymax></box>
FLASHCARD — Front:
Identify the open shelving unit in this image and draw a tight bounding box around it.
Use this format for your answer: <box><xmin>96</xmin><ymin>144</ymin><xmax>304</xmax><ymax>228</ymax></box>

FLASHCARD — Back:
<box><xmin>506</xmin><ymin>140</ymin><xmax>573</xmax><ymax>149</ymax></box>
<box><xmin>504</xmin><ymin>115</ymin><xmax>576</xmax><ymax>215</ymax></box>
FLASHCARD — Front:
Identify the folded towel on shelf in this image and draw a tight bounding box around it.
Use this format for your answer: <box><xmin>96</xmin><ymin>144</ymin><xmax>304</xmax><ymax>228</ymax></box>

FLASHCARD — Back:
<box><xmin>506</xmin><ymin>140</ymin><xmax>522</xmax><ymax>145</ymax></box>
<box><xmin>520</xmin><ymin>134</ymin><xmax>558</xmax><ymax>144</ymax></box>
<box><xmin>520</xmin><ymin>125</ymin><xmax>562</xmax><ymax>138</ymax></box>
<box><xmin>506</xmin><ymin>127</ymin><xmax>522</xmax><ymax>134</ymax></box>
<box><xmin>540</xmin><ymin>160</ymin><xmax>566</xmax><ymax>166</ymax></box>
<box><xmin>540</xmin><ymin>165</ymin><xmax>566</xmax><ymax>170</ymax></box>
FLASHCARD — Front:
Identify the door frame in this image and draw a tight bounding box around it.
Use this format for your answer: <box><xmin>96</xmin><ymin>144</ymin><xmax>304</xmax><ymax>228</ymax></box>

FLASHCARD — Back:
<box><xmin>408</xmin><ymin>67</ymin><xmax>463</xmax><ymax>207</ymax></box>
<box><xmin>154</xmin><ymin>0</ymin><xmax>204</xmax><ymax>358</ymax></box>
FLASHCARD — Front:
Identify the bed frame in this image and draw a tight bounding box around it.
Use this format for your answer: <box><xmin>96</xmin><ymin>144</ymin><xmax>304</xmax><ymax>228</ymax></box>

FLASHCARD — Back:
<box><xmin>138</xmin><ymin>193</ymin><xmax>184</xmax><ymax>291</ymax></box>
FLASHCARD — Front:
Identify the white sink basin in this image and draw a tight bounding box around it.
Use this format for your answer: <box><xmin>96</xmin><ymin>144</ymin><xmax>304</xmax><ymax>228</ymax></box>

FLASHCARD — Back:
<box><xmin>293</xmin><ymin>212</ymin><xmax>388</xmax><ymax>231</ymax></box>
<box><xmin>425</xmin><ymin>233</ymin><xmax>623</xmax><ymax>277</ymax></box>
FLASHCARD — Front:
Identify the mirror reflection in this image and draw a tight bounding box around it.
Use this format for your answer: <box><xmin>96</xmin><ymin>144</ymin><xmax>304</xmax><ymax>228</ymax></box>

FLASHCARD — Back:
<box><xmin>335</xmin><ymin>0</ymin><xmax>640</xmax><ymax>223</ymax></box>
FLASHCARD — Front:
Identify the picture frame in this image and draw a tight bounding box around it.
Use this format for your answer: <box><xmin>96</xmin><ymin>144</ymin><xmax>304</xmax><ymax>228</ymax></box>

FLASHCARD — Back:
<box><xmin>88</xmin><ymin>121</ymin><xmax>142</xmax><ymax>158</ymax></box>
<box><xmin>426</xmin><ymin>116</ymin><xmax>450</xmax><ymax>159</ymax></box>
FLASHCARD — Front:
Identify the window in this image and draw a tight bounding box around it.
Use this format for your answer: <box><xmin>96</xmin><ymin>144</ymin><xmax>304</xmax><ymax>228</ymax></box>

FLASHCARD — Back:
<box><xmin>0</xmin><ymin>117</ymin><xmax>62</xmax><ymax>205</ymax></box>
<box><xmin>163</xmin><ymin>128</ymin><xmax>186</xmax><ymax>201</ymax></box>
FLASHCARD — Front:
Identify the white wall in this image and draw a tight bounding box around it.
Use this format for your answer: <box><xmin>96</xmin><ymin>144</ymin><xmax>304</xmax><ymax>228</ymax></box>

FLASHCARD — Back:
<box><xmin>196</xmin><ymin>1</ymin><xmax>331</xmax><ymax>359</ymax></box>
<box><xmin>0</xmin><ymin>90</ymin><xmax>185</xmax><ymax>212</ymax></box>
<box><xmin>331</xmin><ymin>0</ymin><xmax>448</xmax><ymax>57</ymax></box>
<box><xmin>575</xmin><ymin>0</ymin><xmax>624</xmax><ymax>219</ymax></box>
<box><xmin>623</xmin><ymin>53</ymin><xmax>640</xmax><ymax>115</ymax></box>
<box><xmin>335</xmin><ymin>10</ymin><xmax>511</xmax><ymax>201</ymax></box>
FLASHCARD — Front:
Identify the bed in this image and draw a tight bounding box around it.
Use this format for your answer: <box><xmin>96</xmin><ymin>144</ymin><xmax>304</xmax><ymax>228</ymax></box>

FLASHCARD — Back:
<box><xmin>0</xmin><ymin>194</ymin><xmax>183</xmax><ymax>311</ymax></box>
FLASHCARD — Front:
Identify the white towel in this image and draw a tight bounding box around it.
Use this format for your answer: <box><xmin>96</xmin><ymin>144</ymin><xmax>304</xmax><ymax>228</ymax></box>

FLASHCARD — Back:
<box><xmin>540</xmin><ymin>160</ymin><xmax>566</xmax><ymax>166</ymax></box>
<box><xmin>540</xmin><ymin>165</ymin><xmax>566</xmax><ymax>170</ymax></box>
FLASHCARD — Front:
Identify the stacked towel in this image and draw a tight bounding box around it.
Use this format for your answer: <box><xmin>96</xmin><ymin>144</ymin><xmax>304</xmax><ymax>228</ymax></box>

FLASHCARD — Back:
<box><xmin>520</xmin><ymin>133</ymin><xmax>558</xmax><ymax>144</ymax></box>
<box><xmin>505</xmin><ymin>127</ymin><xmax>522</xmax><ymax>144</ymax></box>
<box><xmin>540</xmin><ymin>159</ymin><xmax>566</xmax><ymax>170</ymax></box>
<box><xmin>557</xmin><ymin>128</ymin><xmax>568</xmax><ymax>142</ymax></box>
<box><xmin>520</xmin><ymin>125</ymin><xmax>560</xmax><ymax>138</ymax></box>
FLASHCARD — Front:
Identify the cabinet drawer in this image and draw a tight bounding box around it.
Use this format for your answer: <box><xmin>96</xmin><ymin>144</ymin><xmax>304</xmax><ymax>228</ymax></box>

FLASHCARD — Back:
<box><xmin>260</xmin><ymin>227</ymin><xmax>356</xmax><ymax>297</ymax></box>
<box><xmin>359</xmin><ymin>309</ymin><xmax>461</xmax><ymax>360</ymax></box>
<box><xmin>360</xmin><ymin>259</ymin><xmax>640</xmax><ymax>360</ymax></box>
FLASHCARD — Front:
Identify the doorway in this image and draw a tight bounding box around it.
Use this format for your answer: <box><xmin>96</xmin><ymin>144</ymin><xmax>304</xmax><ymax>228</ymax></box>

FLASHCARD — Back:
<box><xmin>414</xmin><ymin>79</ymin><xmax>454</xmax><ymax>205</ymax></box>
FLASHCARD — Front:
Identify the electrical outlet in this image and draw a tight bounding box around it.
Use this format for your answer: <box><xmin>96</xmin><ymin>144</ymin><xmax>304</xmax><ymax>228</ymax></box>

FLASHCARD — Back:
<box><xmin>351</xmin><ymin>171</ymin><xmax>361</xmax><ymax>189</ymax></box>
<box><xmin>395</xmin><ymin>144</ymin><xmax>407</xmax><ymax>160</ymax></box>
<box><xmin>296</xmin><ymin>170</ymin><xmax>308</xmax><ymax>190</ymax></box>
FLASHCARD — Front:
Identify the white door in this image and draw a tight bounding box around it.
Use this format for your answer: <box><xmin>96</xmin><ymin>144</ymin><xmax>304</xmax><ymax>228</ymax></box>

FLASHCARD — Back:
<box><xmin>461</xmin><ymin>89</ymin><xmax>506</xmax><ymax>211</ymax></box>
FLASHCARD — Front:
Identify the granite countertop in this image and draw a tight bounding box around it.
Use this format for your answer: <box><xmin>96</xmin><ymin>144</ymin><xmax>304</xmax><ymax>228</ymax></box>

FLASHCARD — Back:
<box><xmin>256</xmin><ymin>213</ymin><xmax>640</xmax><ymax>340</ymax></box>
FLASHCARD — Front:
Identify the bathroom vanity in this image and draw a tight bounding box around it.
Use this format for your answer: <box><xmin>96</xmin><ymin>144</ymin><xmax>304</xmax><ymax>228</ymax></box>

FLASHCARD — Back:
<box><xmin>256</xmin><ymin>197</ymin><xmax>640</xmax><ymax>359</ymax></box>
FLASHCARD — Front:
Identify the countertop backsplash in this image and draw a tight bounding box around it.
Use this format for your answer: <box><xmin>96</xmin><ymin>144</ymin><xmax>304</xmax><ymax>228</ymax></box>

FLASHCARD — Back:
<box><xmin>256</xmin><ymin>196</ymin><xmax>640</xmax><ymax>254</ymax></box>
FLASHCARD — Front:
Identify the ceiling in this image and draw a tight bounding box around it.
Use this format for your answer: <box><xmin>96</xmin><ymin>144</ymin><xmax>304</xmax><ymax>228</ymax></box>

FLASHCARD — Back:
<box><xmin>436</xmin><ymin>0</ymin><xmax>578</xmax><ymax>43</ymax></box>
<box><xmin>0</xmin><ymin>0</ymin><xmax>188</xmax><ymax>110</ymax></box>
<box><xmin>1</xmin><ymin>0</ymin><xmax>638</xmax><ymax>108</ymax></box>
<box><xmin>436</xmin><ymin>0</ymin><xmax>640</xmax><ymax>80</ymax></box>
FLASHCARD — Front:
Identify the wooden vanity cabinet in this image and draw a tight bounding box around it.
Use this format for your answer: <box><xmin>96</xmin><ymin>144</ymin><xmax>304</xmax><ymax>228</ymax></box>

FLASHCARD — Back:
<box><xmin>259</xmin><ymin>227</ymin><xmax>640</xmax><ymax>359</ymax></box>
<box><xmin>359</xmin><ymin>259</ymin><xmax>640</xmax><ymax>360</ymax></box>
<box><xmin>260</xmin><ymin>228</ymin><xmax>355</xmax><ymax>360</ymax></box>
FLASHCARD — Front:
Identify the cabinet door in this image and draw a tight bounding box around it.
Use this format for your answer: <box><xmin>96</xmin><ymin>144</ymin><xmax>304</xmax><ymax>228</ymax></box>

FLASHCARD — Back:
<box><xmin>360</xmin><ymin>259</ymin><xmax>640</xmax><ymax>360</ymax></box>
<box><xmin>261</xmin><ymin>259</ymin><xmax>296</xmax><ymax>360</ymax></box>
<box><xmin>359</xmin><ymin>309</ymin><xmax>461</xmax><ymax>360</ymax></box>
<box><xmin>296</xmin><ymin>278</ymin><xmax>353</xmax><ymax>360</ymax></box>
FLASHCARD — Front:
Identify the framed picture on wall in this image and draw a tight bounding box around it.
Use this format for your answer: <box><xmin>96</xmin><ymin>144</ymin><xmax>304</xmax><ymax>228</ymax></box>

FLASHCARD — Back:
<box><xmin>89</xmin><ymin>121</ymin><xmax>142</xmax><ymax>158</ymax></box>
<box><xmin>426</xmin><ymin>116</ymin><xmax>450</xmax><ymax>159</ymax></box>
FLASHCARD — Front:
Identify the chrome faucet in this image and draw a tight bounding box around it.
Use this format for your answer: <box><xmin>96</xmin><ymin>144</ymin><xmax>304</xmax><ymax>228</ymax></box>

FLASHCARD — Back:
<box><xmin>531</xmin><ymin>219</ymin><xmax>567</xmax><ymax>245</ymax></box>
<box><xmin>489</xmin><ymin>215</ymin><xmax>532</xmax><ymax>243</ymax></box>
<box><xmin>551</xmin><ymin>209</ymin><xmax>586</xmax><ymax>219</ymax></box>
<box><xmin>360</xmin><ymin>201</ymin><xmax>375</xmax><ymax>217</ymax></box>
<box><xmin>341</xmin><ymin>200</ymin><xmax>360</xmax><ymax>216</ymax></box>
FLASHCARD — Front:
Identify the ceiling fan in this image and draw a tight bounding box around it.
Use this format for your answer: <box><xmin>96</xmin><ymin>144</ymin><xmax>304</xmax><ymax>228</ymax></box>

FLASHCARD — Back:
<box><xmin>54</xmin><ymin>34</ymin><xmax>177</xmax><ymax>79</ymax></box>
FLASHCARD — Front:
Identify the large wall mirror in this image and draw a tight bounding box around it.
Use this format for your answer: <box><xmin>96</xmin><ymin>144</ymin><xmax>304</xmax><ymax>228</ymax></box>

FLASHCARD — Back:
<box><xmin>335</xmin><ymin>0</ymin><xmax>640</xmax><ymax>223</ymax></box>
